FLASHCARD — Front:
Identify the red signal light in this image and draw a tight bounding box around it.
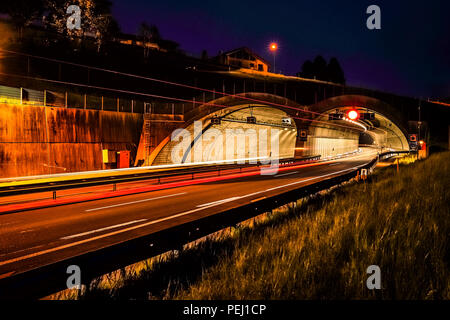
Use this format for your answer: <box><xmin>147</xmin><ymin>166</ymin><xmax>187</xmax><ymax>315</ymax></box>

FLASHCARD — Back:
<box><xmin>347</xmin><ymin>110</ymin><xmax>359</xmax><ymax>120</ymax></box>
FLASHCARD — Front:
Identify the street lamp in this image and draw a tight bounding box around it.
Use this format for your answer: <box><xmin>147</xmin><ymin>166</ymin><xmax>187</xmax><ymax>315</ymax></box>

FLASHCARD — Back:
<box><xmin>269</xmin><ymin>42</ymin><xmax>278</xmax><ymax>73</ymax></box>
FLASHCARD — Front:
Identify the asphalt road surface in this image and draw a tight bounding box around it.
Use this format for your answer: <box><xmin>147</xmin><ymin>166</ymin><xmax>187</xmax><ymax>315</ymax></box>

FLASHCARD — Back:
<box><xmin>0</xmin><ymin>149</ymin><xmax>378</xmax><ymax>278</ymax></box>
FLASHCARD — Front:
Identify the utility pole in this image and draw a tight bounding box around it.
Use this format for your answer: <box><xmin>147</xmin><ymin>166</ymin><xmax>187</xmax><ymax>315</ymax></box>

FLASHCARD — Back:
<box><xmin>269</xmin><ymin>43</ymin><xmax>278</xmax><ymax>73</ymax></box>
<box><xmin>418</xmin><ymin>98</ymin><xmax>422</xmax><ymax>143</ymax></box>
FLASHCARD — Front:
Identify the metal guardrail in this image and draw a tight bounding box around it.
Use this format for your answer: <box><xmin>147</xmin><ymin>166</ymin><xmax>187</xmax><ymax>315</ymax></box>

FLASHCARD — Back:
<box><xmin>0</xmin><ymin>156</ymin><xmax>321</xmax><ymax>198</ymax></box>
<box><xmin>0</xmin><ymin>152</ymin><xmax>397</xmax><ymax>300</ymax></box>
<box><xmin>378</xmin><ymin>150</ymin><xmax>412</xmax><ymax>160</ymax></box>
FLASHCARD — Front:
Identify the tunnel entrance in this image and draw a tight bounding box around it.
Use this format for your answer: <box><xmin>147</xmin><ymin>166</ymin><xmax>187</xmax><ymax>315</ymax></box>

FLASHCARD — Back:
<box><xmin>148</xmin><ymin>101</ymin><xmax>410</xmax><ymax>166</ymax></box>
<box><xmin>152</xmin><ymin>105</ymin><xmax>297</xmax><ymax>165</ymax></box>
<box><xmin>359</xmin><ymin>132</ymin><xmax>375</xmax><ymax>145</ymax></box>
<box><xmin>303</xmin><ymin>107</ymin><xmax>410</xmax><ymax>159</ymax></box>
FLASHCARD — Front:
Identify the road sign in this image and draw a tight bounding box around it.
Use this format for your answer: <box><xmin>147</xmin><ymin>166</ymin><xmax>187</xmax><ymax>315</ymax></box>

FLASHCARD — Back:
<box><xmin>361</xmin><ymin>169</ymin><xmax>368</xmax><ymax>180</ymax></box>
<box><xmin>211</xmin><ymin>117</ymin><xmax>221</xmax><ymax>125</ymax></box>
<box><xmin>247</xmin><ymin>116</ymin><xmax>256</xmax><ymax>124</ymax></box>
<box><xmin>282</xmin><ymin>117</ymin><xmax>292</xmax><ymax>125</ymax></box>
<box><xmin>298</xmin><ymin>129</ymin><xmax>308</xmax><ymax>141</ymax></box>
<box><xmin>360</xmin><ymin>112</ymin><xmax>375</xmax><ymax>120</ymax></box>
<box><xmin>328</xmin><ymin>113</ymin><xmax>344</xmax><ymax>120</ymax></box>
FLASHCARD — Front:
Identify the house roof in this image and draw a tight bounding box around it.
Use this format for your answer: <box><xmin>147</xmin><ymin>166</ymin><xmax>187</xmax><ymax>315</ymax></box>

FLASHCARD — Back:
<box><xmin>221</xmin><ymin>47</ymin><xmax>271</xmax><ymax>66</ymax></box>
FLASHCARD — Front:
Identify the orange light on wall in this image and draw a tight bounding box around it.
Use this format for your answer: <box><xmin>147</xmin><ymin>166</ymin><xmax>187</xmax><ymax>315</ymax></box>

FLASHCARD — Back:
<box><xmin>419</xmin><ymin>140</ymin><xmax>427</xmax><ymax>150</ymax></box>
<box><xmin>347</xmin><ymin>110</ymin><xmax>359</xmax><ymax>120</ymax></box>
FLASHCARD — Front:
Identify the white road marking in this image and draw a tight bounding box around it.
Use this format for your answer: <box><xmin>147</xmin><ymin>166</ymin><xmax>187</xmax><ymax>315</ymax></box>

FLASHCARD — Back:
<box><xmin>197</xmin><ymin>197</ymin><xmax>242</xmax><ymax>208</ymax></box>
<box><xmin>274</xmin><ymin>171</ymin><xmax>299</xmax><ymax>177</ymax></box>
<box><xmin>265</xmin><ymin>168</ymin><xmax>356</xmax><ymax>192</ymax></box>
<box><xmin>84</xmin><ymin>192</ymin><xmax>186</xmax><ymax>212</ymax></box>
<box><xmin>61</xmin><ymin>219</ymin><xmax>148</xmax><ymax>240</ymax></box>
<box><xmin>0</xmin><ymin>244</ymin><xmax>45</xmax><ymax>257</ymax></box>
<box><xmin>0</xmin><ymin>160</ymin><xmax>371</xmax><ymax>267</ymax></box>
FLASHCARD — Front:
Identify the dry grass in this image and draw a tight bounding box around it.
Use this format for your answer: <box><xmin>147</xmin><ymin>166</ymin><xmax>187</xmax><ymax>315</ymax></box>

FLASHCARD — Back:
<box><xmin>55</xmin><ymin>152</ymin><xmax>450</xmax><ymax>300</ymax></box>
<box><xmin>176</xmin><ymin>152</ymin><xmax>450</xmax><ymax>299</ymax></box>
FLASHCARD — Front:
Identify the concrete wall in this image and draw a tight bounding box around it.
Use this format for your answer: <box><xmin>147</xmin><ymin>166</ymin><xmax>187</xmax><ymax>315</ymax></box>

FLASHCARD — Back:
<box><xmin>306</xmin><ymin>126</ymin><xmax>360</xmax><ymax>158</ymax></box>
<box><xmin>0</xmin><ymin>103</ymin><xmax>143</xmax><ymax>178</ymax></box>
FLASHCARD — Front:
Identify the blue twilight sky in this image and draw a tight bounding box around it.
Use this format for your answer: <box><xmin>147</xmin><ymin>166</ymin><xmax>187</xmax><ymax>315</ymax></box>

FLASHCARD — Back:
<box><xmin>111</xmin><ymin>0</ymin><xmax>450</xmax><ymax>99</ymax></box>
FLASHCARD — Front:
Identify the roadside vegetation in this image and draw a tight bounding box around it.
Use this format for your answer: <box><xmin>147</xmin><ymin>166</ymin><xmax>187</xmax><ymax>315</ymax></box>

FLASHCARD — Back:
<box><xmin>53</xmin><ymin>152</ymin><xmax>450</xmax><ymax>300</ymax></box>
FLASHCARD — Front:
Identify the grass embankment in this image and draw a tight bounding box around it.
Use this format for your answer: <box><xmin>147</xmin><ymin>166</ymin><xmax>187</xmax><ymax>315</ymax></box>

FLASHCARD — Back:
<box><xmin>71</xmin><ymin>152</ymin><xmax>450</xmax><ymax>300</ymax></box>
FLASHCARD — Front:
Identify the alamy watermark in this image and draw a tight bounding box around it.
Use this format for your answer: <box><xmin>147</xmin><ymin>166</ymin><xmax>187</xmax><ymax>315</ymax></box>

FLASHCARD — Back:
<box><xmin>366</xmin><ymin>5</ymin><xmax>381</xmax><ymax>30</ymax></box>
<box><xmin>366</xmin><ymin>265</ymin><xmax>381</xmax><ymax>290</ymax></box>
<box><xmin>66</xmin><ymin>5</ymin><xmax>81</xmax><ymax>30</ymax></box>
<box><xmin>66</xmin><ymin>264</ymin><xmax>81</xmax><ymax>290</ymax></box>
<box><xmin>170</xmin><ymin>121</ymin><xmax>281</xmax><ymax>175</ymax></box>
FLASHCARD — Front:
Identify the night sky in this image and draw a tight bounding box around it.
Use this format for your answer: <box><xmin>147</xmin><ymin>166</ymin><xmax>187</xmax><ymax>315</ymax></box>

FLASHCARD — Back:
<box><xmin>112</xmin><ymin>0</ymin><xmax>450</xmax><ymax>99</ymax></box>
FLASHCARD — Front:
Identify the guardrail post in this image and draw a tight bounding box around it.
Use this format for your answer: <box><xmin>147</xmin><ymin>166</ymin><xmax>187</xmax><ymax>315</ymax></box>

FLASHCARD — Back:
<box><xmin>113</xmin><ymin>183</ymin><xmax>116</xmax><ymax>192</ymax></box>
<box><xmin>53</xmin><ymin>191</ymin><xmax>56</xmax><ymax>200</ymax></box>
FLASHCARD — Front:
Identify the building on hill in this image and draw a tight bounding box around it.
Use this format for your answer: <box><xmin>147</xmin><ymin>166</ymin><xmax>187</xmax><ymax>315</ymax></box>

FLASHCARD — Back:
<box><xmin>217</xmin><ymin>47</ymin><xmax>270</xmax><ymax>72</ymax></box>
<box><xmin>117</xmin><ymin>34</ymin><xmax>163</xmax><ymax>52</ymax></box>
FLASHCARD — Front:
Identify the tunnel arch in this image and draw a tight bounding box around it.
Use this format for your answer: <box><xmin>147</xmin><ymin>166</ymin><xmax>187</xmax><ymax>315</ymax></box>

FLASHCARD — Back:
<box><xmin>152</xmin><ymin>103</ymin><xmax>298</xmax><ymax>165</ymax></box>
<box><xmin>300</xmin><ymin>95</ymin><xmax>411</xmax><ymax>157</ymax></box>
<box><xmin>148</xmin><ymin>92</ymin><xmax>305</xmax><ymax>165</ymax></box>
<box><xmin>143</xmin><ymin>93</ymin><xmax>410</xmax><ymax>166</ymax></box>
<box><xmin>309</xmin><ymin>95</ymin><xmax>410</xmax><ymax>139</ymax></box>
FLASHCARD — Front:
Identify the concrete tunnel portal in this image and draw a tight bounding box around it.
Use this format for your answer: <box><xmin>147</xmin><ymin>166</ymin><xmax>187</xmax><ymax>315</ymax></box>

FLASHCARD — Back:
<box><xmin>147</xmin><ymin>95</ymin><xmax>410</xmax><ymax>166</ymax></box>
<box><xmin>305</xmin><ymin>107</ymin><xmax>410</xmax><ymax>159</ymax></box>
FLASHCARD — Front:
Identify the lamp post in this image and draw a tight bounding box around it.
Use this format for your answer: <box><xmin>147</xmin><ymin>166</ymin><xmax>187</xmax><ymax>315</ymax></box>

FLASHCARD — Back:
<box><xmin>269</xmin><ymin>42</ymin><xmax>278</xmax><ymax>73</ymax></box>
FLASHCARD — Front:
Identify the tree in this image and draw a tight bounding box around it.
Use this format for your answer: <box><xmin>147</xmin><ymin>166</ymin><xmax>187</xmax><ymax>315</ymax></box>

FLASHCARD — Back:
<box><xmin>0</xmin><ymin>0</ymin><xmax>45</xmax><ymax>39</ymax></box>
<box><xmin>312</xmin><ymin>55</ymin><xmax>327</xmax><ymax>81</ymax></box>
<box><xmin>327</xmin><ymin>57</ymin><xmax>346</xmax><ymax>84</ymax></box>
<box><xmin>44</xmin><ymin>0</ymin><xmax>118</xmax><ymax>51</ymax></box>
<box><xmin>297</xmin><ymin>55</ymin><xmax>346</xmax><ymax>84</ymax></box>
<box><xmin>297</xmin><ymin>60</ymin><xmax>314</xmax><ymax>79</ymax></box>
<box><xmin>138</xmin><ymin>22</ymin><xmax>161</xmax><ymax>57</ymax></box>
<box><xmin>158</xmin><ymin>39</ymin><xmax>180</xmax><ymax>52</ymax></box>
<box><xmin>201</xmin><ymin>49</ymin><xmax>208</xmax><ymax>60</ymax></box>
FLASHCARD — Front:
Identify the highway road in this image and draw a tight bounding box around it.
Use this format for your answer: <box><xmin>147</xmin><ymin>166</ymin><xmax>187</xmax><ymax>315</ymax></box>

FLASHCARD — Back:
<box><xmin>0</xmin><ymin>149</ymin><xmax>379</xmax><ymax>280</ymax></box>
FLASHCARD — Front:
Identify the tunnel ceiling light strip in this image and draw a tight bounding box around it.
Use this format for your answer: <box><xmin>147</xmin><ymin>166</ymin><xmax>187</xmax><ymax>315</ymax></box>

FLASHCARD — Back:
<box><xmin>342</xmin><ymin>116</ymin><xmax>367</xmax><ymax>131</ymax></box>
